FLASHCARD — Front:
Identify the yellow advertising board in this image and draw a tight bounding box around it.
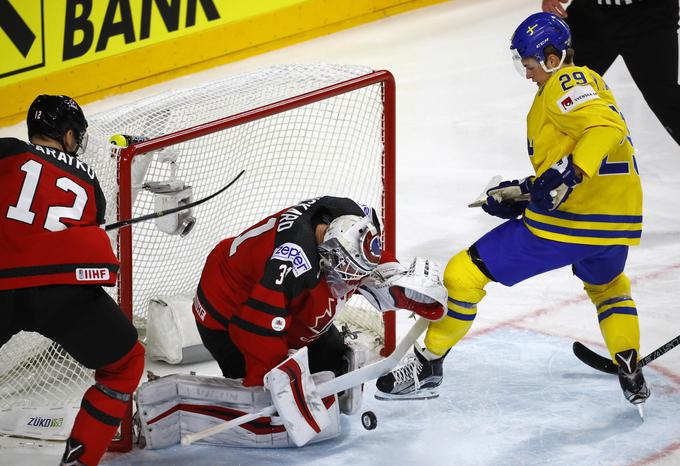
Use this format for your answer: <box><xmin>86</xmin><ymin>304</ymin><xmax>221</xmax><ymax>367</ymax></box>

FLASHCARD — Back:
<box><xmin>0</xmin><ymin>0</ymin><xmax>447</xmax><ymax>126</ymax></box>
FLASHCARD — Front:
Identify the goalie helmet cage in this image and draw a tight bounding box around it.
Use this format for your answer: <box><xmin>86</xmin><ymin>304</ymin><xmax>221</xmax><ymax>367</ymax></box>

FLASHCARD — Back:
<box><xmin>0</xmin><ymin>65</ymin><xmax>395</xmax><ymax>452</ymax></box>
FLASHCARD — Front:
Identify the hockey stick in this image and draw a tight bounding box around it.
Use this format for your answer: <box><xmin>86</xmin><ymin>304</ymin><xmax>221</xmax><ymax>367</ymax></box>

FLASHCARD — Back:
<box><xmin>573</xmin><ymin>334</ymin><xmax>680</xmax><ymax>375</ymax></box>
<box><xmin>180</xmin><ymin>317</ymin><xmax>429</xmax><ymax>446</ymax></box>
<box><xmin>104</xmin><ymin>170</ymin><xmax>245</xmax><ymax>231</ymax></box>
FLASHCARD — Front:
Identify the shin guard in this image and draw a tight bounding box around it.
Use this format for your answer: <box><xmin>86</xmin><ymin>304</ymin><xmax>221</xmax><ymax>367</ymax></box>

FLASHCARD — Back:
<box><xmin>584</xmin><ymin>273</ymin><xmax>640</xmax><ymax>362</ymax></box>
<box><xmin>66</xmin><ymin>341</ymin><xmax>144</xmax><ymax>465</ymax></box>
<box><xmin>424</xmin><ymin>249</ymin><xmax>490</xmax><ymax>356</ymax></box>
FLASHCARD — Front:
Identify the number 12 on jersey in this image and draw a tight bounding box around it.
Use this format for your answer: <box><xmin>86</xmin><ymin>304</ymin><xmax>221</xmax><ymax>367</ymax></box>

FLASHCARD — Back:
<box><xmin>6</xmin><ymin>159</ymin><xmax>88</xmax><ymax>231</ymax></box>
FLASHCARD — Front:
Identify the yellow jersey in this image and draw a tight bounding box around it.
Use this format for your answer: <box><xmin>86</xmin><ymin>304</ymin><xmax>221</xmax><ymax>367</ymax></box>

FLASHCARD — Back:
<box><xmin>523</xmin><ymin>65</ymin><xmax>642</xmax><ymax>246</ymax></box>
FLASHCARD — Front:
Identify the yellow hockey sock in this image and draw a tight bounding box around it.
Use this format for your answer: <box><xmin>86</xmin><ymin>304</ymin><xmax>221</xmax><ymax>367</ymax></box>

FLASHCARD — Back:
<box><xmin>584</xmin><ymin>273</ymin><xmax>640</xmax><ymax>362</ymax></box>
<box><xmin>424</xmin><ymin>249</ymin><xmax>491</xmax><ymax>356</ymax></box>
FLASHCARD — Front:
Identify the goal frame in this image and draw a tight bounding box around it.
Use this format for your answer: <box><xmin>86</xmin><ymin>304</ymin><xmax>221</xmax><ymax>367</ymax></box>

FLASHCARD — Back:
<box><xmin>110</xmin><ymin>70</ymin><xmax>396</xmax><ymax>452</ymax></box>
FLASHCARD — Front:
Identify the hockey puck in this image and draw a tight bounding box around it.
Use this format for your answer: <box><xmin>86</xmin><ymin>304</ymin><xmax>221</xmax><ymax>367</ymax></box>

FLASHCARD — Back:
<box><xmin>361</xmin><ymin>411</ymin><xmax>377</xmax><ymax>430</ymax></box>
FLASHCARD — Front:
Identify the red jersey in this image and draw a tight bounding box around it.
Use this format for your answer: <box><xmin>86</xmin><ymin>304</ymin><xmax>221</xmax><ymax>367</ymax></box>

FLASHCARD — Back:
<box><xmin>193</xmin><ymin>196</ymin><xmax>393</xmax><ymax>386</ymax></box>
<box><xmin>0</xmin><ymin>138</ymin><xmax>118</xmax><ymax>290</ymax></box>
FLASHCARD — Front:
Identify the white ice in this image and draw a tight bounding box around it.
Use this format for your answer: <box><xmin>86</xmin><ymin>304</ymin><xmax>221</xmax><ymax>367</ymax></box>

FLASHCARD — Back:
<box><xmin>2</xmin><ymin>0</ymin><xmax>679</xmax><ymax>464</ymax></box>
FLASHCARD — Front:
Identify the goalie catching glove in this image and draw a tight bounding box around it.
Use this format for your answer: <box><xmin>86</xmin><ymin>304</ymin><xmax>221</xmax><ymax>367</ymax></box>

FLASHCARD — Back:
<box><xmin>358</xmin><ymin>257</ymin><xmax>447</xmax><ymax>321</ymax></box>
<box><xmin>264</xmin><ymin>347</ymin><xmax>330</xmax><ymax>447</ymax></box>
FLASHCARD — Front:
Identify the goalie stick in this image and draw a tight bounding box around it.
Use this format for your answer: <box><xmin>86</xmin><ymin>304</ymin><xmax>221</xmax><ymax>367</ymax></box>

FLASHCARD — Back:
<box><xmin>573</xmin><ymin>334</ymin><xmax>680</xmax><ymax>375</ymax></box>
<box><xmin>104</xmin><ymin>169</ymin><xmax>245</xmax><ymax>231</ymax></box>
<box><xmin>180</xmin><ymin>317</ymin><xmax>429</xmax><ymax>446</ymax></box>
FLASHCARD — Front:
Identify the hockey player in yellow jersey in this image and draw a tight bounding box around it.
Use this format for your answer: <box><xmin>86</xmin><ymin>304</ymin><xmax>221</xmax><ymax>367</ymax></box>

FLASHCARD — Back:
<box><xmin>375</xmin><ymin>12</ymin><xmax>649</xmax><ymax>413</ymax></box>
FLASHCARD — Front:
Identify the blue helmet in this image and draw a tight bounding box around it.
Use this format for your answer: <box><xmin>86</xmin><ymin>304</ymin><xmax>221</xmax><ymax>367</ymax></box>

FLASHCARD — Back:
<box><xmin>510</xmin><ymin>12</ymin><xmax>571</xmax><ymax>64</ymax></box>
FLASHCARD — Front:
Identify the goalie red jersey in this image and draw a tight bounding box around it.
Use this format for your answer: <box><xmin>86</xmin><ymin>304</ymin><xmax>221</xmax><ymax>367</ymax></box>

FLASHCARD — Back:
<box><xmin>193</xmin><ymin>196</ymin><xmax>394</xmax><ymax>386</ymax></box>
<box><xmin>0</xmin><ymin>138</ymin><xmax>118</xmax><ymax>290</ymax></box>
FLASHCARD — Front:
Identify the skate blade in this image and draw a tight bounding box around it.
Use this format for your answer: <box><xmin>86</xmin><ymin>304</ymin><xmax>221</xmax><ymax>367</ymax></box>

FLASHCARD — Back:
<box><xmin>636</xmin><ymin>403</ymin><xmax>645</xmax><ymax>421</ymax></box>
<box><xmin>374</xmin><ymin>389</ymin><xmax>439</xmax><ymax>401</ymax></box>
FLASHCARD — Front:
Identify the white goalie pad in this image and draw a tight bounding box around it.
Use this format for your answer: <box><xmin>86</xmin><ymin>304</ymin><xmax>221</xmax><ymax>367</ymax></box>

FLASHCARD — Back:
<box><xmin>146</xmin><ymin>294</ymin><xmax>213</xmax><ymax>365</ymax></box>
<box><xmin>136</xmin><ymin>372</ymin><xmax>340</xmax><ymax>449</ymax></box>
<box><xmin>264</xmin><ymin>347</ymin><xmax>331</xmax><ymax>447</ymax></box>
<box><xmin>358</xmin><ymin>257</ymin><xmax>447</xmax><ymax>321</ymax></box>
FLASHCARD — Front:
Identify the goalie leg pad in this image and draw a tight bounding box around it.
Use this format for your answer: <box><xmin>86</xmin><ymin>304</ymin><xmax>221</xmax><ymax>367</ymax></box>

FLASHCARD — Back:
<box><xmin>264</xmin><ymin>347</ymin><xmax>331</xmax><ymax>447</ymax></box>
<box><xmin>424</xmin><ymin>250</ymin><xmax>490</xmax><ymax>355</ymax></box>
<box><xmin>584</xmin><ymin>273</ymin><xmax>640</xmax><ymax>362</ymax></box>
<box><xmin>136</xmin><ymin>372</ymin><xmax>340</xmax><ymax>449</ymax></box>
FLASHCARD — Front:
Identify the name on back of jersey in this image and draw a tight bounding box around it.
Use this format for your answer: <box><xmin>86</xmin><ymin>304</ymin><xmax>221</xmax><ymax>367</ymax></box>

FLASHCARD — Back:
<box><xmin>277</xmin><ymin>198</ymin><xmax>319</xmax><ymax>232</ymax></box>
<box><xmin>557</xmin><ymin>84</ymin><xmax>599</xmax><ymax>113</ymax></box>
<box><xmin>271</xmin><ymin>242</ymin><xmax>312</xmax><ymax>277</ymax></box>
<box><xmin>32</xmin><ymin>143</ymin><xmax>96</xmax><ymax>179</ymax></box>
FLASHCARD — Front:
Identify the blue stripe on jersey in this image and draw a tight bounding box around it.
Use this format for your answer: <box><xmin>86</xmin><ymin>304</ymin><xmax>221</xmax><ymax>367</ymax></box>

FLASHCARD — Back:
<box><xmin>597</xmin><ymin>306</ymin><xmax>638</xmax><ymax>322</ymax></box>
<box><xmin>447</xmin><ymin>308</ymin><xmax>477</xmax><ymax>321</ymax></box>
<box><xmin>448</xmin><ymin>297</ymin><xmax>476</xmax><ymax>309</ymax></box>
<box><xmin>526</xmin><ymin>205</ymin><xmax>643</xmax><ymax>224</ymax></box>
<box><xmin>596</xmin><ymin>296</ymin><xmax>632</xmax><ymax>310</ymax></box>
<box><xmin>524</xmin><ymin>217</ymin><xmax>642</xmax><ymax>239</ymax></box>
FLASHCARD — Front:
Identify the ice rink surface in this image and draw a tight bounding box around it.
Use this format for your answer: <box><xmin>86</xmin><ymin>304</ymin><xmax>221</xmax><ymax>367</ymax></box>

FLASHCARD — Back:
<box><xmin>2</xmin><ymin>0</ymin><xmax>679</xmax><ymax>464</ymax></box>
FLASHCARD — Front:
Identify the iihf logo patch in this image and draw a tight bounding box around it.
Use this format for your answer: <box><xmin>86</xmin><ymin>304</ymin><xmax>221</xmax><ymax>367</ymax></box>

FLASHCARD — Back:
<box><xmin>76</xmin><ymin>268</ymin><xmax>110</xmax><ymax>281</ymax></box>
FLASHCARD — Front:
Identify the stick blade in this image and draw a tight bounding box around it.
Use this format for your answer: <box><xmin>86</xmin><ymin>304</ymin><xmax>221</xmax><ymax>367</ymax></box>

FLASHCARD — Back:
<box><xmin>572</xmin><ymin>342</ymin><xmax>618</xmax><ymax>375</ymax></box>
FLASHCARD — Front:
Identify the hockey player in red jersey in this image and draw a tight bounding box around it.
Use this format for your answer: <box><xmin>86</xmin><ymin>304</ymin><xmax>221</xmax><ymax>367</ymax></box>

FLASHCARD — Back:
<box><xmin>185</xmin><ymin>196</ymin><xmax>447</xmax><ymax>446</ymax></box>
<box><xmin>194</xmin><ymin>196</ymin><xmax>445</xmax><ymax>386</ymax></box>
<box><xmin>0</xmin><ymin>95</ymin><xmax>144</xmax><ymax>466</ymax></box>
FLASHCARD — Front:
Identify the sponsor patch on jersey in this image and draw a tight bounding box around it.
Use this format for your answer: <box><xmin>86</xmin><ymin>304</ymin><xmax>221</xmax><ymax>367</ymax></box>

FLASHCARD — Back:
<box><xmin>271</xmin><ymin>242</ymin><xmax>312</xmax><ymax>277</ymax></box>
<box><xmin>557</xmin><ymin>84</ymin><xmax>599</xmax><ymax>113</ymax></box>
<box><xmin>271</xmin><ymin>316</ymin><xmax>286</xmax><ymax>332</ymax></box>
<box><xmin>193</xmin><ymin>295</ymin><xmax>207</xmax><ymax>321</ymax></box>
<box><xmin>75</xmin><ymin>268</ymin><xmax>110</xmax><ymax>281</ymax></box>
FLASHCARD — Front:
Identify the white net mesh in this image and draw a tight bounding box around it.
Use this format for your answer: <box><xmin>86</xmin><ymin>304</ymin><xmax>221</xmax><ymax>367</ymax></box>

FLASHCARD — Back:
<box><xmin>0</xmin><ymin>64</ymin><xmax>392</xmax><ymax>439</ymax></box>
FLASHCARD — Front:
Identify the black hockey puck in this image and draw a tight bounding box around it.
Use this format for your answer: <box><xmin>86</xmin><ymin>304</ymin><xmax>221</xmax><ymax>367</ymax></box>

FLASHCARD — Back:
<box><xmin>361</xmin><ymin>410</ymin><xmax>377</xmax><ymax>430</ymax></box>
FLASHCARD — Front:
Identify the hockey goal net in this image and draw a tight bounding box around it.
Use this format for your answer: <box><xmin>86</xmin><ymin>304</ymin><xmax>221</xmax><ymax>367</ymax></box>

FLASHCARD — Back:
<box><xmin>0</xmin><ymin>64</ymin><xmax>395</xmax><ymax>451</ymax></box>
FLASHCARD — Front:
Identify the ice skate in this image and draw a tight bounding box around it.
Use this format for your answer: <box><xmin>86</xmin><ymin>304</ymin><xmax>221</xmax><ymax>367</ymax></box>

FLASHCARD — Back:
<box><xmin>374</xmin><ymin>345</ymin><xmax>446</xmax><ymax>400</ymax></box>
<box><xmin>615</xmin><ymin>349</ymin><xmax>650</xmax><ymax>418</ymax></box>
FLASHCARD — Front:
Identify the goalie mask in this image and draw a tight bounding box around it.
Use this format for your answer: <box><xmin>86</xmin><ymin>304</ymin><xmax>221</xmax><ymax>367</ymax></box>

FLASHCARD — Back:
<box><xmin>318</xmin><ymin>215</ymin><xmax>382</xmax><ymax>296</ymax></box>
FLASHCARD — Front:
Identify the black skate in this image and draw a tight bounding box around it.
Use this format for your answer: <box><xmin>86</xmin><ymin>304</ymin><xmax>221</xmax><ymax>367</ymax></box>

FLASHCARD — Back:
<box><xmin>61</xmin><ymin>438</ymin><xmax>86</xmax><ymax>465</ymax></box>
<box><xmin>615</xmin><ymin>349</ymin><xmax>650</xmax><ymax>418</ymax></box>
<box><xmin>374</xmin><ymin>345</ymin><xmax>446</xmax><ymax>400</ymax></box>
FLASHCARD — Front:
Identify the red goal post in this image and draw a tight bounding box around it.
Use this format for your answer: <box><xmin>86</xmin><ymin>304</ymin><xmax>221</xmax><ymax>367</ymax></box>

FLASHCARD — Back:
<box><xmin>110</xmin><ymin>67</ymin><xmax>396</xmax><ymax>451</ymax></box>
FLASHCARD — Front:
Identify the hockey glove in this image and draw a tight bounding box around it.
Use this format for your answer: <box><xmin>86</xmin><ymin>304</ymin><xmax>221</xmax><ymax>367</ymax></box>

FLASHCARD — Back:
<box><xmin>358</xmin><ymin>258</ymin><xmax>447</xmax><ymax>321</ymax></box>
<box><xmin>531</xmin><ymin>155</ymin><xmax>581</xmax><ymax>211</ymax></box>
<box><xmin>481</xmin><ymin>178</ymin><xmax>532</xmax><ymax>219</ymax></box>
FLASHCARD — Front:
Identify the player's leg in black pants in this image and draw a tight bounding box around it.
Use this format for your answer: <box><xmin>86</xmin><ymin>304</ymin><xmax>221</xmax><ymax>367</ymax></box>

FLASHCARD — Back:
<box><xmin>565</xmin><ymin>0</ymin><xmax>619</xmax><ymax>74</ymax></box>
<box><xmin>306</xmin><ymin>324</ymin><xmax>347</xmax><ymax>377</ymax></box>
<box><xmin>0</xmin><ymin>290</ymin><xmax>20</xmax><ymax>348</ymax></box>
<box><xmin>619</xmin><ymin>0</ymin><xmax>680</xmax><ymax>146</ymax></box>
<box><xmin>16</xmin><ymin>284</ymin><xmax>144</xmax><ymax>466</ymax></box>
<box><xmin>195</xmin><ymin>321</ymin><xmax>247</xmax><ymax>379</ymax></box>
